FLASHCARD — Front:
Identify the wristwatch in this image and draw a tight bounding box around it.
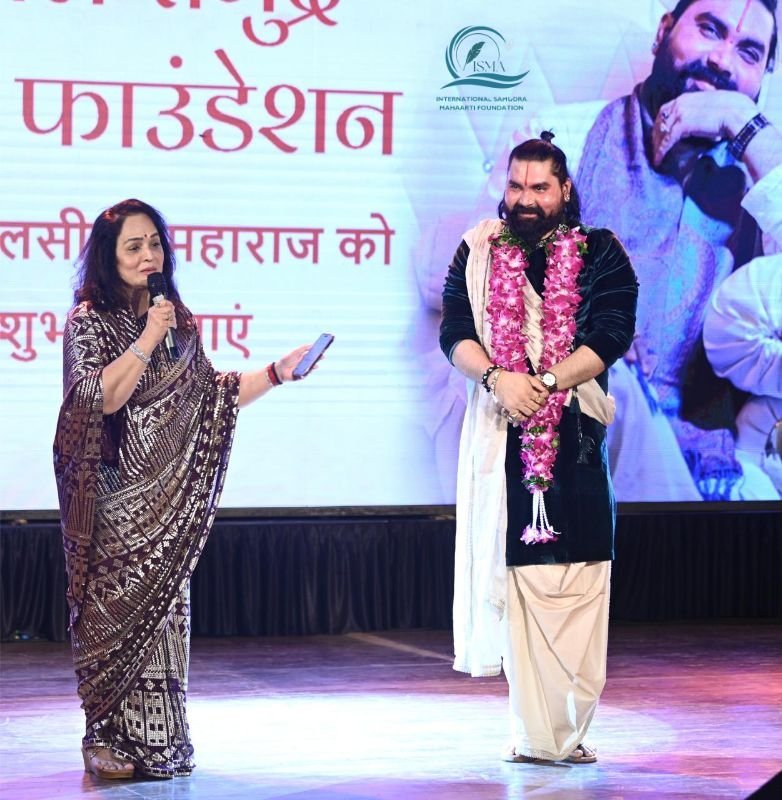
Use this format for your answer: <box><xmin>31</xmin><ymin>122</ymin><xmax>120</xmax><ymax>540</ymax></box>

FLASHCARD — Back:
<box><xmin>540</xmin><ymin>371</ymin><xmax>558</xmax><ymax>392</ymax></box>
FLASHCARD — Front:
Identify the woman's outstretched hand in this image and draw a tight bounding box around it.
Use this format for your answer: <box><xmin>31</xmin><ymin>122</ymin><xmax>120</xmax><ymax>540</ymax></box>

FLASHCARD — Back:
<box><xmin>274</xmin><ymin>344</ymin><xmax>315</xmax><ymax>382</ymax></box>
<box><xmin>238</xmin><ymin>343</ymin><xmax>325</xmax><ymax>408</ymax></box>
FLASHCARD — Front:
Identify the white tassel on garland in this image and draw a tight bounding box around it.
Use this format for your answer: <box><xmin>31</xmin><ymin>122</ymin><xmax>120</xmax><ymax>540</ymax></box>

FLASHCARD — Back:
<box><xmin>521</xmin><ymin>488</ymin><xmax>560</xmax><ymax>544</ymax></box>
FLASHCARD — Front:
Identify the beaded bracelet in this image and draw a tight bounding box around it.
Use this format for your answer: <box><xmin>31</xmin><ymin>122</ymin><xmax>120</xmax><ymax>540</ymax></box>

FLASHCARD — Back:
<box><xmin>265</xmin><ymin>362</ymin><xmax>282</xmax><ymax>387</ymax></box>
<box><xmin>481</xmin><ymin>364</ymin><xmax>501</xmax><ymax>393</ymax></box>
<box><xmin>728</xmin><ymin>113</ymin><xmax>769</xmax><ymax>160</ymax></box>
<box><xmin>129</xmin><ymin>341</ymin><xmax>151</xmax><ymax>365</ymax></box>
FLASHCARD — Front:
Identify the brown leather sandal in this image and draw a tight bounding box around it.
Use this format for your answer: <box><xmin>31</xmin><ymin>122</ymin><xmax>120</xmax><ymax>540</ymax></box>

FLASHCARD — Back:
<box><xmin>501</xmin><ymin>744</ymin><xmax>552</xmax><ymax>764</ymax></box>
<box><xmin>564</xmin><ymin>743</ymin><xmax>597</xmax><ymax>763</ymax></box>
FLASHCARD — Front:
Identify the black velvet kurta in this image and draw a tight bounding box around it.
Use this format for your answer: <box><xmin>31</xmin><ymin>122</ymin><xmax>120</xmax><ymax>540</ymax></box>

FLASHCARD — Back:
<box><xmin>440</xmin><ymin>226</ymin><xmax>638</xmax><ymax>567</ymax></box>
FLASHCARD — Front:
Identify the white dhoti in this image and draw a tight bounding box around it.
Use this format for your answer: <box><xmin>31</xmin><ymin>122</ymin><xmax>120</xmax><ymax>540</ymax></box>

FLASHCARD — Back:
<box><xmin>502</xmin><ymin>560</ymin><xmax>611</xmax><ymax>761</ymax></box>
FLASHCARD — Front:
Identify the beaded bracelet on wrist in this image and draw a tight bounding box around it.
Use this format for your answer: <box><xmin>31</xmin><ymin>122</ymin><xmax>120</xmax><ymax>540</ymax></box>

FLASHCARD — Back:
<box><xmin>481</xmin><ymin>364</ymin><xmax>501</xmax><ymax>393</ymax></box>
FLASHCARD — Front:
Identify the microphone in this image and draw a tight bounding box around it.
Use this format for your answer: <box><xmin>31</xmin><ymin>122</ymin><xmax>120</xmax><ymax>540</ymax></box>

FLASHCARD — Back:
<box><xmin>147</xmin><ymin>272</ymin><xmax>180</xmax><ymax>361</ymax></box>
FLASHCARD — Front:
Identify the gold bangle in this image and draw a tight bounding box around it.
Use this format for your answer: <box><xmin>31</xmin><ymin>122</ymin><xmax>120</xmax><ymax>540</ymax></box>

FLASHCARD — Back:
<box><xmin>489</xmin><ymin>367</ymin><xmax>504</xmax><ymax>395</ymax></box>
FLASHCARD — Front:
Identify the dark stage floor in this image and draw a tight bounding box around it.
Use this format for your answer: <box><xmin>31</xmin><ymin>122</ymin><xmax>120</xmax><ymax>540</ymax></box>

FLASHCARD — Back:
<box><xmin>1</xmin><ymin>623</ymin><xmax>780</xmax><ymax>799</ymax></box>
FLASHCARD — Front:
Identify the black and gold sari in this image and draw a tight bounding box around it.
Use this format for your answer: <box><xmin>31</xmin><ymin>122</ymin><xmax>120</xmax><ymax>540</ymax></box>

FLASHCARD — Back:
<box><xmin>54</xmin><ymin>302</ymin><xmax>239</xmax><ymax>777</ymax></box>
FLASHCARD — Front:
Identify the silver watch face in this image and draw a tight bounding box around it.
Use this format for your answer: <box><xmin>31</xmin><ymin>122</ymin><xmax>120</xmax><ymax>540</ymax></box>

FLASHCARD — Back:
<box><xmin>542</xmin><ymin>372</ymin><xmax>556</xmax><ymax>388</ymax></box>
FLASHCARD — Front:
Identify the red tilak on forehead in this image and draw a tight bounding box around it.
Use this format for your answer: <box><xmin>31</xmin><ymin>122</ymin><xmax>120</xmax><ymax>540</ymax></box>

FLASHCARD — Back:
<box><xmin>737</xmin><ymin>0</ymin><xmax>752</xmax><ymax>32</ymax></box>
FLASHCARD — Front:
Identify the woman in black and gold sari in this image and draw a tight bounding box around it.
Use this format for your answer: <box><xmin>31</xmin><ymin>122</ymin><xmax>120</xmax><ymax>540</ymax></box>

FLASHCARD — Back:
<box><xmin>53</xmin><ymin>199</ymin><xmax>313</xmax><ymax>780</ymax></box>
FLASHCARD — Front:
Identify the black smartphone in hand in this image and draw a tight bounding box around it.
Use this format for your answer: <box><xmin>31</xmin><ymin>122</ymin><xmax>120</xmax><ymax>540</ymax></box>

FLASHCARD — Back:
<box><xmin>292</xmin><ymin>333</ymin><xmax>334</xmax><ymax>379</ymax></box>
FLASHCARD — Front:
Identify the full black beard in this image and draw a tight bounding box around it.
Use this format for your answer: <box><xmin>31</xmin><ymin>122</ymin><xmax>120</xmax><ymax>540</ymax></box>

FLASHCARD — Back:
<box><xmin>644</xmin><ymin>36</ymin><xmax>739</xmax><ymax>120</ymax></box>
<box><xmin>501</xmin><ymin>199</ymin><xmax>566</xmax><ymax>245</ymax></box>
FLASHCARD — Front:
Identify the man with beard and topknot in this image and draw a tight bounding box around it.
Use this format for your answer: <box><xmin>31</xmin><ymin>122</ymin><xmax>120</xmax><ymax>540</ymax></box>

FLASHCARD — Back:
<box><xmin>440</xmin><ymin>134</ymin><xmax>638</xmax><ymax>764</ymax></box>
<box><xmin>577</xmin><ymin>0</ymin><xmax>782</xmax><ymax>502</ymax></box>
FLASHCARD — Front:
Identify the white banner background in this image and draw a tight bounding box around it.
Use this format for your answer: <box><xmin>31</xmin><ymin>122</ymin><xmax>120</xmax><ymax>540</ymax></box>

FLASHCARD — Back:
<box><xmin>2</xmin><ymin>0</ymin><xmax>781</xmax><ymax>509</ymax></box>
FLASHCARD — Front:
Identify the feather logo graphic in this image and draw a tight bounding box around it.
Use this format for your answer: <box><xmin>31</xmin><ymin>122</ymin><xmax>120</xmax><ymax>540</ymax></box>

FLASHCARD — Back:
<box><xmin>442</xmin><ymin>25</ymin><xmax>528</xmax><ymax>89</ymax></box>
<box><xmin>464</xmin><ymin>41</ymin><xmax>485</xmax><ymax>67</ymax></box>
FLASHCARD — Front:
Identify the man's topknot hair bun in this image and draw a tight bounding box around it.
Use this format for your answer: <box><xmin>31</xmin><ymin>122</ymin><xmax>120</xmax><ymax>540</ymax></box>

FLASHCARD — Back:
<box><xmin>540</xmin><ymin>130</ymin><xmax>555</xmax><ymax>143</ymax></box>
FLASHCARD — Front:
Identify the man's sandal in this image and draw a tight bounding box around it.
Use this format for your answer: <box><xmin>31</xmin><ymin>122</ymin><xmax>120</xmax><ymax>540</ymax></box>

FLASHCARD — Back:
<box><xmin>564</xmin><ymin>743</ymin><xmax>597</xmax><ymax>763</ymax></box>
<box><xmin>82</xmin><ymin>746</ymin><xmax>135</xmax><ymax>779</ymax></box>
<box><xmin>502</xmin><ymin>743</ymin><xmax>597</xmax><ymax>764</ymax></box>
<box><xmin>501</xmin><ymin>745</ymin><xmax>551</xmax><ymax>764</ymax></box>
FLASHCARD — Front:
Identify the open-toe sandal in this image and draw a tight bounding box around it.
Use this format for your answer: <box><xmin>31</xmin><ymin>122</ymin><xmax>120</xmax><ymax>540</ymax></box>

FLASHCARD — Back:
<box><xmin>501</xmin><ymin>744</ymin><xmax>550</xmax><ymax>764</ymax></box>
<box><xmin>82</xmin><ymin>746</ymin><xmax>135</xmax><ymax>779</ymax></box>
<box><xmin>564</xmin><ymin>743</ymin><xmax>597</xmax><ymax>764</ymax></box>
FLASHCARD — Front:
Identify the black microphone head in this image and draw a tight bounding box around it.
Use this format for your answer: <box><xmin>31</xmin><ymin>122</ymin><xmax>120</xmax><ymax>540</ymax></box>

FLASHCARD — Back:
<box><xmin>147</xmin><ymin>272</ymin><xmax>167</xmax><ymax>298</ymax></box>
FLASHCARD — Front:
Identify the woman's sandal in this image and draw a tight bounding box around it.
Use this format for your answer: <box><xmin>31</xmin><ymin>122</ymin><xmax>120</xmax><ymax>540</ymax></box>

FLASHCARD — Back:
<box><xmin>564</xmin><ymin>743</ymin><xmax>598</xmax><ymax>764</ymax></box>
<box><xmin>81</xmin><ymin>746</ymin><xmax>135</xmax><ymax>779</ymax></box>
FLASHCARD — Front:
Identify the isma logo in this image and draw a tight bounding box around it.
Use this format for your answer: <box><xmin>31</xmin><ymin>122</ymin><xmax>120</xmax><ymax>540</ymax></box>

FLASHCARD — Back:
<box><xmin>442</xmin><ymin>25</ymin><xmax>529</xmax><ymax>89</ymax></box>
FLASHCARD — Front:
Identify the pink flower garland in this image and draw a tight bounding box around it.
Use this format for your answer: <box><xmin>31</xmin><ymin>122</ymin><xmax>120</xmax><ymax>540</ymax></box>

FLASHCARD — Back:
<box><xmin>487</xmin><ymin>224</ymin><xmax>588</xmax><ymax>544</ymax></box>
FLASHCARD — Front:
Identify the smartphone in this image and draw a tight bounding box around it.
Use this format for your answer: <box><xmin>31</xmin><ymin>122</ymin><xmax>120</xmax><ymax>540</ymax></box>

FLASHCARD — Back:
<box><xmin>292</xmin><ymin>333</ymin><xmax>334</xmax><ymax>379</ymax></box>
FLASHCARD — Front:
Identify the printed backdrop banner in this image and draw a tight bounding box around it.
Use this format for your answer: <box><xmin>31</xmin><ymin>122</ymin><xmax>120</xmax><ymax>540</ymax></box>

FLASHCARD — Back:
<box><xmin>2</xmin><ymin>0</ymin><xmax>781</xmax><ymax>509</ymax></box>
